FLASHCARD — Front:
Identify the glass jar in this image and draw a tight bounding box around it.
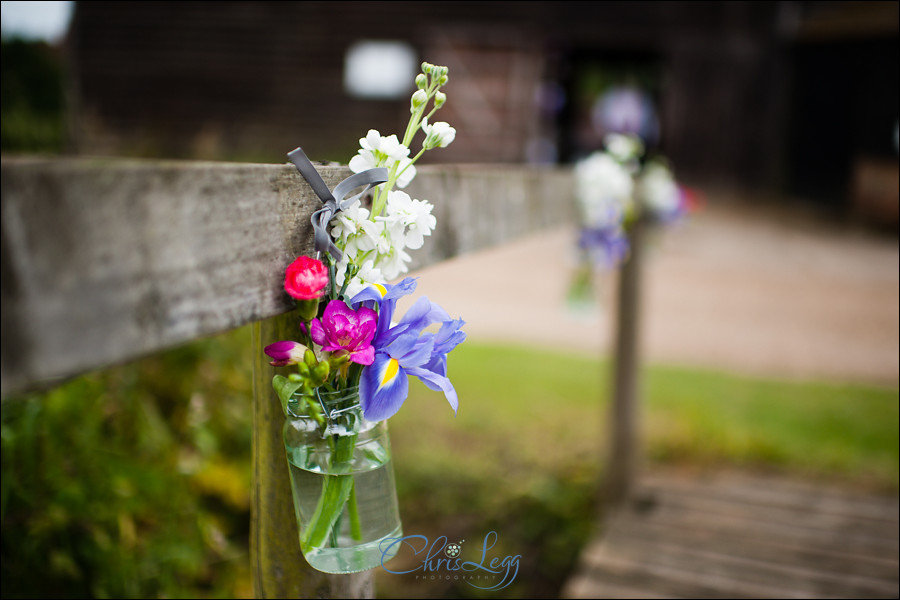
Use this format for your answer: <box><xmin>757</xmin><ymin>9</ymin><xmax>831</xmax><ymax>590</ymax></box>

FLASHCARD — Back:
<box><xmin>282</xmin><ymin>385</ymin><xmax>402</xmax><ymax>574</ymax></box>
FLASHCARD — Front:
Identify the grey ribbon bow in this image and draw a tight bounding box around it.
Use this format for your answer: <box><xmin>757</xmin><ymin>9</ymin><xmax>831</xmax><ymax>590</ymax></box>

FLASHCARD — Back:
<box><xmin>287</xmin><ymin>147</ymin><xmax>388</xmax><ymax>261</ymax></box>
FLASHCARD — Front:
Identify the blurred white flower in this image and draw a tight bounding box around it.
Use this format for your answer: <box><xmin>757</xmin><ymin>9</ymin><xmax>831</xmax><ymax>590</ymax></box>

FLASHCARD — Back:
<box><xmin>638</xmin><ymin>161</ymin><xmax>681</xmax><ymax>218</ymax></box>
<box><xmin>574</xmin><ymin>152</ymin><xmax>634</xmax><ymax>227</ymax></box>
<box><xmin>603</xmin><ymin>133</ymin><xmax>644</xmax><ymax>163</ymax></box>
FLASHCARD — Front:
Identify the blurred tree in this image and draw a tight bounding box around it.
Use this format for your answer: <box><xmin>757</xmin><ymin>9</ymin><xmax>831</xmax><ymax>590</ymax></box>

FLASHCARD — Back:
<box><xmin>1</xmin><ymin>37</ymin><xmax>66</xmax><ymax>153</ymax></box>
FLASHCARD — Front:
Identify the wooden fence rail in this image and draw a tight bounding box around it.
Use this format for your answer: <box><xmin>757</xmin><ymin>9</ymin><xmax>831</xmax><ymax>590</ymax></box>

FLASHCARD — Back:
<box><xmin>1</xmin><ymin>156</ymin><xmax>582</xmax><ymax>596</ymax></box>
<box><xmin>1</xmin><ymin>157</ymin><xmax>575</xmax><ymax>399</ymax></box>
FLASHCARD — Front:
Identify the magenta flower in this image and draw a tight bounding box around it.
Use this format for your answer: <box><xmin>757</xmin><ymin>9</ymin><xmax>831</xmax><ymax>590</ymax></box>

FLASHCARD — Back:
<box><xmin>264</xmin><ymin>340</ymin><xmax>308</xmax><ymax>367</ymax></box>
<box><xmin>284</xmin><ymin>256</ymin><xmax>329</xmax><ymax>300</ymax></box>
<box><xmin>309</xmin><ymin>300</ymin><xmax>378</xmax><ymax>365</ymax></box>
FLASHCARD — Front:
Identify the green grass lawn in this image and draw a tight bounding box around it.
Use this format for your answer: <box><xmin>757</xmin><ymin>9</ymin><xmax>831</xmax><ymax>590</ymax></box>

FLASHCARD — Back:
<box><xmin>381</xmin><ymin>341</ymin><xmax>899</xmax><ymax>598</ymax></box>
<box><xmin>2</xmin><ymin>330</ymin><xmax>897</xmax><ymax>598</ymax></box>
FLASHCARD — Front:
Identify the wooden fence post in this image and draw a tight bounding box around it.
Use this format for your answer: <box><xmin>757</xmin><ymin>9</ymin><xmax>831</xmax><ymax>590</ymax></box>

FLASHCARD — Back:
<box><xmin>606</xmin><ymin>216</ymin><xmax>646</xmax><ymax>506</ymax></box>
<box><xmin>251</xmin><ymin>314</ymin><xmax>374</xmax><ymax>598</ymax></box>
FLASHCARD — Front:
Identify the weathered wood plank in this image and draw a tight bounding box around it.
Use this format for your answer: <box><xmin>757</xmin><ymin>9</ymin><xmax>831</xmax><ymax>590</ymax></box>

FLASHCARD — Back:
<box><xmin>642</xmin><ymin>473</ymin><xmax>900</xmax><ymax>521</ymax></box>
<box><xmin>575</xmin><ymin>550</ymin><xmax>801</xmax><ymax>599</ymax></box>
<box><xmin>563</xmin><ymin>576</ymin><xmax>680</xmax><ymax>600</ymax></box>
<box><xmin>604</xmin><ymin>515</ymin><xmax>899</xmax><ymax>581</ymax></box>
<box><xmin>636</xmin><ymin>488</ymin><xmax>900</xmax><ymax>540</ymax></box>
<box><xmin>1</xmin><ymin>157</ymin><xmax>574</xmax><ymax>398</ymax></box>
<box><xmin>563</xmin><ymin>472</ymin><xmax>900</xmax><ymax>600</ymax></box>
<box><xmin>586</xmin><ymin>535</ymin><xmax>899</xmax><ymax>598</ymax></box>
<box><xmin>635</xmin><ymin>500</ymin><xmax>899</xmax><ymax>556</ymax></box>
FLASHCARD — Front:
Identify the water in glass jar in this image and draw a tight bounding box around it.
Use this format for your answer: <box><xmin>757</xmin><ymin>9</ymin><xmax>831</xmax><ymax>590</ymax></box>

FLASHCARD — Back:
<box><xmin>287</xmin><ymin>457</ymin><xmax>402</xmax><ymax>573</ymax></box>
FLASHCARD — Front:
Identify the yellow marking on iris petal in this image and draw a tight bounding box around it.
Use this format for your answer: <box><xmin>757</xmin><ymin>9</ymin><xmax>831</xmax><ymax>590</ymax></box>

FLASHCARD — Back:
<box><xmin>374</xmin><ymin>283</ymin><xmax>387</xmax><ymax>297</ymax></box>
<box><xmin>380</xmin><ymin>358</ymin><xmax>399</xmax><ymax>387</ymax></box>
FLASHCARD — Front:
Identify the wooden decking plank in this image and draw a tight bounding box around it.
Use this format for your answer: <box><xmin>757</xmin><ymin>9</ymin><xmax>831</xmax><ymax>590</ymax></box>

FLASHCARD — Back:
<box><xmin>638</xmin><ymin>488</ymin><xmax>899</xmax><ymax>540</ymax></box>
<box><xmin>574</xmin><ymin>549</ymin><xmax>836</xmax><ymax>599</ymax></box>
<box><xmin>564</xmin><ymin>547</ymin><xmax>782</xmax><ymax>599</ymax></box>
<box><xmin>642</xmin><ymin>473</ymin><xmax>900</xmax><ymax>522</ymax></box>
<box><xmin>563</xmin><ymin>472</ymin><xmax>900</xmax><ymax>599</ymax></box>
<box><xmin>632</xmin><ymin>498</ymin><xmax>899</xmax><ymax>556</ymax></box>
<box><xmin>604</xmin><ymin>513</ymin><xmax>899</xmax><ymax>580</ymax></box>
<box><xmin>561</xmin><ymin>577</ymin><xmax>680</xmax><ymax>599</ymax></box>
<box><xmin>588</xmin><ymin>532</ymin><xmax>899</xmax><ymax>598</ymax></box>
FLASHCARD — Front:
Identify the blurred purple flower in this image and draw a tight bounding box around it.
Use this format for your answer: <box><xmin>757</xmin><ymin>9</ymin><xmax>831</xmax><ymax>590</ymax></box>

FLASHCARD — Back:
<box><xmin>578</xmin><ymin>225</ymin><xmax>630</xmax><ymax>268</ymax></box>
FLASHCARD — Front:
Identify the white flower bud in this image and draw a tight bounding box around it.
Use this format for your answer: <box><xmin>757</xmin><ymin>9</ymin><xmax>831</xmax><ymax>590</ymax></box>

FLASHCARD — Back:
<box><xmin>415</xmin><ymin>73</ymin><xmax>427</xmax><ymax>89</ymax></box>
<box><xmin>421</xmin><ymin>61</ymin><xmax>433</xmax><ymax>74</ymax></box>
<box><xmin>410</xmin><ymin>89</ymin><xmax>428</xmax><ymax>112</ymax></box>
<box><xmin>434</xmin><ymin>91</ymin><xmax>446</xmax><ymax>108</ymax></box>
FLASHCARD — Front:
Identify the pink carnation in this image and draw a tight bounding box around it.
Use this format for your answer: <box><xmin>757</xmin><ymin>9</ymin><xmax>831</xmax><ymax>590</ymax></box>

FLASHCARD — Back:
<box><xmin>310</xmin><ymin>300</ymin><xmax>378</xmax><ymax>365</ymax></box>
<box><xmin>284</xmin><ymin>256</ymin><xmax>328</xmax><ymax>300</ymax></box>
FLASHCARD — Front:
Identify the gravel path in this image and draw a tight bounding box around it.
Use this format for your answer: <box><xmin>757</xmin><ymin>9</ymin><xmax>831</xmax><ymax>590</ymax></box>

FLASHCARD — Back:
<box><xmin>405</xmin><ymin>196</ymin><xmax>899</xmax><ymax>386</ymax></box>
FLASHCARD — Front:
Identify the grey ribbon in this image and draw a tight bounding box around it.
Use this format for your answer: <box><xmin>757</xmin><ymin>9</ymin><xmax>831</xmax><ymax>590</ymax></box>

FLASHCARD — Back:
<box><xmin>287</xmin><ymin>147</ymin><xmax>388</xmax><ymax>260</ymax></box>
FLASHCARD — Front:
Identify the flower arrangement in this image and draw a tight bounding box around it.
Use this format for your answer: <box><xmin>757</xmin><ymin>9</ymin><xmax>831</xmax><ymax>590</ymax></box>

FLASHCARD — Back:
<box><xmin>568</xmin><ymin>133</ymin><xmax>697</xmax><ymax>306</ymax></box>
<box><xmin>261</xmin><ymin>62</ymin><xmax>465</xmax><ymax>574</ymax></box>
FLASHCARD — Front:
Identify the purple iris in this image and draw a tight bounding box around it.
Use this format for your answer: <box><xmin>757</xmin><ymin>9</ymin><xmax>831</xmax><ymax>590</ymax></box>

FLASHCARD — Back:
<box><xmin>352</xmin><ymin>277</ymin><xmax>418</xmax><ymax>342</ymax></box>
<box><xmin>309</xmin><ymin>300</ymin><xmax>378</xmax><ymax>365</ymax></box>
<box><xmin>351</xmin><ymin>279</ymin><xmax>466</xmax><ymax>422</ymax></box>
<box><xmin>578</xmin><ymin>225</ymin><xmax>629</xmax><ymax>268</ymax></box>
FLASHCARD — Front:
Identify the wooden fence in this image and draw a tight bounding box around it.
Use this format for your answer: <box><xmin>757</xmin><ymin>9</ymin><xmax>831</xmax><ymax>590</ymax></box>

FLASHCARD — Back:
<box><xmin>4</xmin><ymin>156</ymin><xmax>649</xmax><ymax>596</ymax></box>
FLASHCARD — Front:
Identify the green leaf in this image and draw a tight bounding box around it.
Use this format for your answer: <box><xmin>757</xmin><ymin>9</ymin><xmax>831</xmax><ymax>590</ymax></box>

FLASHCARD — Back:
<box><xmin>362</xmin><ymin>442</ymin><xmax>389</xmax><ymax>467</ymax></box>
<box><xmin>272</xmin><ymin>375</ymin><xmax>302</xmax><ymax>417</ymax></box>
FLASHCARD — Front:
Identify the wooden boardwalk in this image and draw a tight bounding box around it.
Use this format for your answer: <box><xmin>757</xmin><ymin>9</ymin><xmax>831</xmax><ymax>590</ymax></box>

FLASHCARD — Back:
<box><xmin>561</xmin><ymin>471</ymin><xmax>899</xmax><ymax>599</ymax></box>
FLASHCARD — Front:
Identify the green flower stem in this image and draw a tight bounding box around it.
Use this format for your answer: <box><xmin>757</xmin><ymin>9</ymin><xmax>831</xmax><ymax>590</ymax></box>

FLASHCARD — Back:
<box><xmin>299</xmin><ymin>431</ymin><xmax>358</xmax><ymax>553</ymax></box>
<box><xmin>326</xmin><ymin>256</ymin><xmax>338</xmax><ymax>300</ymax></box>
<box><xmin>297</xmin><ymin>372</ymin><xmax>365</xmax><ymax>553</ymax></box>
<box><xmin>348</xmin><ymin>480</ymin><xmax>363</xmax><ymax>541</ymax></box>
<box><xmin>371</xmin><ymin>161</ymin><xmax>401</xmax><ymax>218</ymax></box>
<box><xmin>371</xmin><ymin>72</ymin><xmax>444</xmax><ymax>218</ymax></box>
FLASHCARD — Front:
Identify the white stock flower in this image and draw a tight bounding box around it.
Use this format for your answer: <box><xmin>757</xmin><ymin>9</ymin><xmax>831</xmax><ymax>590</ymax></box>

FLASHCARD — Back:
<box><xmin>380</xmin><ymin>190</ymin><xmax>436</xmax><ymax>250</ymax></box>
<box><xmin>330</xmin><ymin>202</ymin><xmax>381</xmax><ymax>256</ymax></box>
<box><xmin>376</xmin><ymin>245</ymin><xmax>412</xmax><ymax>281</ymax></box>
<box><xmin>339</xmin><ymin>259</ymin><xmax>385</xmax><ymax>299</ymax></box>
<box><xmin>349</xmin><ymin>129</ymin><xmax>417</xmax><ymax>188</ymax></box>
<box><xmin>421</xmin><ymin>117</ymin><xmax>456</xmax><ymax>149</ymax></box>
<box><xmin>392</xmin><ymin>157</ymin><xmax>417</xmax><ymax>188</ymax></box>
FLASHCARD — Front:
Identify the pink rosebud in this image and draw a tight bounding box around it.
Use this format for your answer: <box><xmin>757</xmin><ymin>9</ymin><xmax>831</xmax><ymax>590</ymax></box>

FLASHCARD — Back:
<box><xmin>284</xmin><ymin>256</ymin><xmax>328</xmax><ymax>300</ymax></box>
<box><xmin>264</xmin><ymin>340</ymin><xmax>308</xmax><ymax>366</ymax></box>
<box><xmin>309</xmin><ymin>300</ymin><xmax>378</xmax><ymax>365</ymax></box>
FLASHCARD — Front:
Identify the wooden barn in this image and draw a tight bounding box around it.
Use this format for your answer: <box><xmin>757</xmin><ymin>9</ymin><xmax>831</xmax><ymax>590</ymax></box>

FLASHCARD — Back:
<box><xmin>66</xmin><ymin>1</ymin><xmax>898</xmax><ymax>216</ymax></box>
